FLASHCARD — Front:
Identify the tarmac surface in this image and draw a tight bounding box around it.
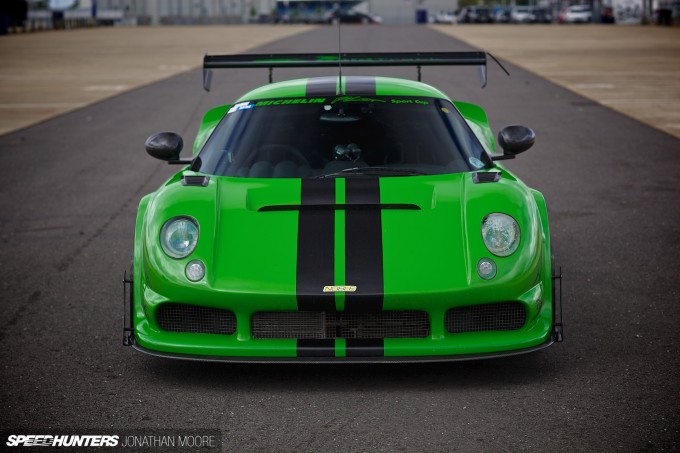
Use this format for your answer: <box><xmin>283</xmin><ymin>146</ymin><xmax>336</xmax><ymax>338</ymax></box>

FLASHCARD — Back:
<box><xmin>1</xmin><ymin>24</ymin><xmax>679</xmax><ymax>452</ymax></box>
<box><xmin>0</xmin><ymin>25</ymin><xmax>310</xmax><ymax>136</ymax></box>
<box><xmin>1</xmin><ymin>24</ymin><xmax>679</xmax><ymax>139</ymax></box>
<box><xmin>431</xmin><ymin>24</ymin><xmax>680</xmax><ymax>140</ymax></box>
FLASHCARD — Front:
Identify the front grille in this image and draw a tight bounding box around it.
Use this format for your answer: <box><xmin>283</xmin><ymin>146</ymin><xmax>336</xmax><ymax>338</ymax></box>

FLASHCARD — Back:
<box><xmin>252</xmin><ymin>311</ymin><xmax>429</xmax><ymax>339</ymax></box>
<box><xmin>445</xmin><ymin>302</ymin><xmax>526</xmax><ymax>333</ymax></box>
<box><xmin>156</xmin><ymin>303</ymin><xmax>236</xmax><ymax>335</ymax></box>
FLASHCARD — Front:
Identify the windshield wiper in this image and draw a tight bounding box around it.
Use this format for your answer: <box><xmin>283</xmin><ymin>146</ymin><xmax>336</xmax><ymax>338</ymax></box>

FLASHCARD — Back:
<box><xmin>316</xmin><ymin>166</ymin><xmax>427</xmax><ymax>179</ymax></box>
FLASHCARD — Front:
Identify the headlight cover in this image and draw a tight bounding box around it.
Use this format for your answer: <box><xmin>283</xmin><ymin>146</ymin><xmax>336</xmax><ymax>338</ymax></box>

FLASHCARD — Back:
<box><xmin>160</xmin><ymin>217</ymin><xmax>199</xmax><ymax>259</ymax></box>
<box><xmin>481</xmin><ymin>213</ymin><xmax>520</xmax><ymax>257</ymax></box>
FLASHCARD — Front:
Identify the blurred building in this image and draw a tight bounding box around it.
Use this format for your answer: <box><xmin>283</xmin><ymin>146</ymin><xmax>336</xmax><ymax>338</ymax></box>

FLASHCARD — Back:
<box><xmin>28</xmin><ymin>0</ymin><xmax>462</xmax><ymax>24</ymax></box>
<box><xmin>367</xmin><ymin>0</ymin><xmax>460</xmax><ymax>24</ymax></box>
<box><xmin>25</xmin><ymin>0</ymin><xmax>676</xmax><ymax>25</ymax></box>
<box><xmin>30</xmin><ymin>0</ymin><xmax>281</xmax><ymax>25</ymax></box>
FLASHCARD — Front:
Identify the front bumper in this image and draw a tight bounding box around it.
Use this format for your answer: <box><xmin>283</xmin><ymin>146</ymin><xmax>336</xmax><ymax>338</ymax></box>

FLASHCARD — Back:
<box><xmin>131</xmin><ymin>339</ymin><xmax>555</xmax><ymax>364</ymax></box>
<box><xmin>123</xmin><ymin>271</ymin><xmax>564</xmax><ymax>362</ymax></box>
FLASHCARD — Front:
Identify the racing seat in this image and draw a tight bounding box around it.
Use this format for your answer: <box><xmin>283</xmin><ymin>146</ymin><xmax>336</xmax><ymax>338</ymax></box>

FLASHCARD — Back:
<box><xmin>233</xmin><ymin>144</ymin><xmax>311</xmax><ymax>178</ymax></box>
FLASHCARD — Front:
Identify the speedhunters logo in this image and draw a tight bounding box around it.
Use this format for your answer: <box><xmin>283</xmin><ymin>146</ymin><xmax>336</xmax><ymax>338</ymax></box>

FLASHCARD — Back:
<box><xmin>3</xmin><ymin>430</ymin><xmax>221</xmax><ymax>450</ymax></box>
<box><xmin>6</xmin><ymin>435</ymin><xmax>118</xmax><ymax>447</ymax></box>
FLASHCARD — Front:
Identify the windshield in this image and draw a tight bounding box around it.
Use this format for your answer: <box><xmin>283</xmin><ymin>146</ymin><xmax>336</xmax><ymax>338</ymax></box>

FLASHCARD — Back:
<box><xmin>193</xmin><ymin>96</ymin><xmax>491</xmax><ymax>178</ymax></box>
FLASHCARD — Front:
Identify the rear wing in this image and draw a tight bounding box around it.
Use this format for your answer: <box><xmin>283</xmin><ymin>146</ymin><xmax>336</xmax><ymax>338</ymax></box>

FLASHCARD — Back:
<box><xmin>202</xmin><ymin>52</ymin><xmax>508</xmax><ymax>91</ymax></box>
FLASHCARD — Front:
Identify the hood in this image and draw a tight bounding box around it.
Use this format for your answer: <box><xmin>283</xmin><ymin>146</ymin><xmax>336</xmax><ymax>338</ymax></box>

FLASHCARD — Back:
<box><xmin>144</xmin><ymin>170</ymin><xmax>542</xmax><ymax>307</ymax></box>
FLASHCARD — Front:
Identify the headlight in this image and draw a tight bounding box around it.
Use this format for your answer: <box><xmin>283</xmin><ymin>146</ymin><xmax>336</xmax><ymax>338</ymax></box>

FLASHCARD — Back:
<box><xmin>160</xmin><ymin>217</ymin><xmax>199</xmax><ymax>259</ymax></box>
<box><xmin>481</xmin><ymin>213</ymin><xmax>520</xmax><ymax>257</ymax></box>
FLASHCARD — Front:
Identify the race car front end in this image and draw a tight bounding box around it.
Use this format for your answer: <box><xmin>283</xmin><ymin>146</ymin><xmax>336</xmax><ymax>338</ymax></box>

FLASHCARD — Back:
<box><xmin>124</xmin><ymin>53</ymin><xmax>562</xmax><ymax>362</ymax></box>
<box><xmin>124</xmin><ymin>170</ymin><xmax>560</xmax><ymax>362</ymax></box>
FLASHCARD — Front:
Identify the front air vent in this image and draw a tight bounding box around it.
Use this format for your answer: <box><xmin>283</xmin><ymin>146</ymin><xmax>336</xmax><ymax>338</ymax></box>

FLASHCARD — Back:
<box><xmin>156</xmin><ymin>303</ymin><xmax>236</xmax><ymax>335</ymax></box>
<box><xmin>252</xmin><ymin>311</ymin><xmax>430</xmax><ymax>339</ymax></box>
<box><xmin>445</xmin><ymin>302</ymin><xmax>526</xmax><ymax>333</ymax></box>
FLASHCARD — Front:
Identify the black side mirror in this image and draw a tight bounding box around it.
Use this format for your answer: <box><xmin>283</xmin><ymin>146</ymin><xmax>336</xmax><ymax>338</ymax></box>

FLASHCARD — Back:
<box><xmin>145</xmin><ymin>132</ymin><xmax>184</xmax><ymax>161</ymax></box>
<box><xmin>493</xmin><ymin>125</ymin><xmax>535</xmax><ymax>160</ymax></box>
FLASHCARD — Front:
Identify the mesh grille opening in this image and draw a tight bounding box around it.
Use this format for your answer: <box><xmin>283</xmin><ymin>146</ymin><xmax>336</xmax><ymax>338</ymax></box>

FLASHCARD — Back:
<box><xmin>156</xmin><ymin>303</ymin><xmax>236</xmax><ymax>335</ymax></box>
<box><xmin>252</xmin><ymin>311</ymin><xmax>429</xmax><ymax>339</ymax></box>
<box><xmin>445</xmin><ymin>302</ymin><xmax>526</xmax><ymax>333</ymax></box>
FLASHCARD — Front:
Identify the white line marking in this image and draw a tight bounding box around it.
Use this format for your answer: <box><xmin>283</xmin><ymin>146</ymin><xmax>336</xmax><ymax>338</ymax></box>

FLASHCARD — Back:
<box><xmin>157</xmin><ymin>65</ymin><xmax>190</xmax><ymax>71</ymax></box>
<box><xmin>572</xmin><ymin>83</ymin><xmax>615</xmax><ymax>89</ymax></box>
<box><xmin>601</xmin><ymin>99</ymin><xmax>678</xmax><ymax>105</ymax></box>
<box><xmin>0</xmin><ymin>103</ymin><xmax>85</xmax><ymax>109</ymax></box>
<box><xmin>83</xmin><ymin>85</ymin><xmax>128</xmax><ymax>92</ymax></box>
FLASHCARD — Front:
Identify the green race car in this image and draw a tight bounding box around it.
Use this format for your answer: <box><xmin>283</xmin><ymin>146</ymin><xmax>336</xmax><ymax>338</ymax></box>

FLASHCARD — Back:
<box><xmin>123</xmin><ymin>52</ymin><xmax>563</xmax><ymax>362</ymax></box>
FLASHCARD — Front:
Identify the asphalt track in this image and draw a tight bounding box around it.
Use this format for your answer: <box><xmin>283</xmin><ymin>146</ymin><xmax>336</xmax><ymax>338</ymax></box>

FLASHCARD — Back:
<box><xmin>1</xmin><ymin>25</ymin><xmax>679</xmax><ymax>452</ymax></box>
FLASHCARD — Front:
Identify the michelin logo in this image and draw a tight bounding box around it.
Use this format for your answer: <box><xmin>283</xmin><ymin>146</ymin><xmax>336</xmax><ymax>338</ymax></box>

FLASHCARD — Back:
<box><xmin>6</xmin><ymin>435</ymin><xmax>119</xmax><ymax>447</ymax></box>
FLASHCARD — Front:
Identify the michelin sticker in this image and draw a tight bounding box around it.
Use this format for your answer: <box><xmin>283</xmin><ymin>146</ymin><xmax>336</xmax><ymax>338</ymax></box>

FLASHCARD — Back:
<box><xmin>255</xmin><ymin>98</ymin><xmax>326</xmax><ymax>106</ymax></box>
<box><xmin>469</xmin><ymin>157</ymin><xmax>485</xmax><ymax>169</ymax></box>
<box><xmin>228</xmin><ymin>102</ymin><xmax>254</xmax><ymax>114</ymax></box>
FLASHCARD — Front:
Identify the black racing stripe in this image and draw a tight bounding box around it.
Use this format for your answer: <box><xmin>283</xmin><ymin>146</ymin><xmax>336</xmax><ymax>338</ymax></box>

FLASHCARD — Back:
<box><xmin>344</xmin><ymin>76</ymin><xmax>377</xmax><ymax>96</ymax></box>
<box><xmin>297</xmin><ymin>339</ymin><xmax>335</xmax><ymax>357</ymax></box>
<box><xmin>346</xmin><ymin>339</ymin><xmax>384</xmax><ymax>357</ymax></box>
<box><xmin>306</xmin><ymin>76</ymin><xmax>338</xmax><ymax>96</ymax></box>
<box><xmin>296</xmin><ymin>179</ymin><xmax>336</xmax><ymax>312</ymax></box>
<box><xmin>344</xmin><ymin>178</ymin><xmax>384</xmax><ymax>312</ymax></box>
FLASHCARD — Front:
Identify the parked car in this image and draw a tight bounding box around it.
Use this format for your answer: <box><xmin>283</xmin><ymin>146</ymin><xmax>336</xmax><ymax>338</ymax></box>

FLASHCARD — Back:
<box><xmin>325</xmin><ymin>9</ymin><xmax>382</xmax><ymax>24</ymax></box>
<box><xmin>494</xmin><ymin>7</ymin><xmax>511</xmax><ymax>23</ymax></box>
<box><xmin>434</xmin><ymin>10</ymin><xmax>456</xmax><ymax>23</ymax></box>
<box><xmin>558</xmin><ymin>5</ymin><xmax>592</xmax><ymax>23</ymax></box>
<box><xmin>510</xmin><ymin>6</ymin><xmax>533</xmax><ymax>23</ymax></box>
<box><xmin>457</xmin><ymin>6</ymin><xmax>494</xmax><ymax>23</ymax></box>
<box><xmin>531</xmin><ymin>7</ymin><xmax>554</xmax><ymax>23</ymax></box>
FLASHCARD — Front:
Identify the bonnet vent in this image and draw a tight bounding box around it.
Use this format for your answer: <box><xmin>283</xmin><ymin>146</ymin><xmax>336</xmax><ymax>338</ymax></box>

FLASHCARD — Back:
<box><xmin>472</xmin><ymin>172</ymin><xmax>501</xmax><ymax>184</ymax></box>
<box><xmin>182</xmin><ymin>175</ymin><xmax>210</xmax><ymax>187</ymax></box>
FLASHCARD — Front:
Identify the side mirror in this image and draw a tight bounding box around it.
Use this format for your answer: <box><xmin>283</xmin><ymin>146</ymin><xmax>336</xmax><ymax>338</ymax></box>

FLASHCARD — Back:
<box><xmin>145</xmin><ymin>132</ymin><xmax>184</xmax><ymax>161</ymax></box>
<box><xmin>493</xmin><ymin>125</ymin><xmax>535</xmax><ymax>160</ymax></box>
